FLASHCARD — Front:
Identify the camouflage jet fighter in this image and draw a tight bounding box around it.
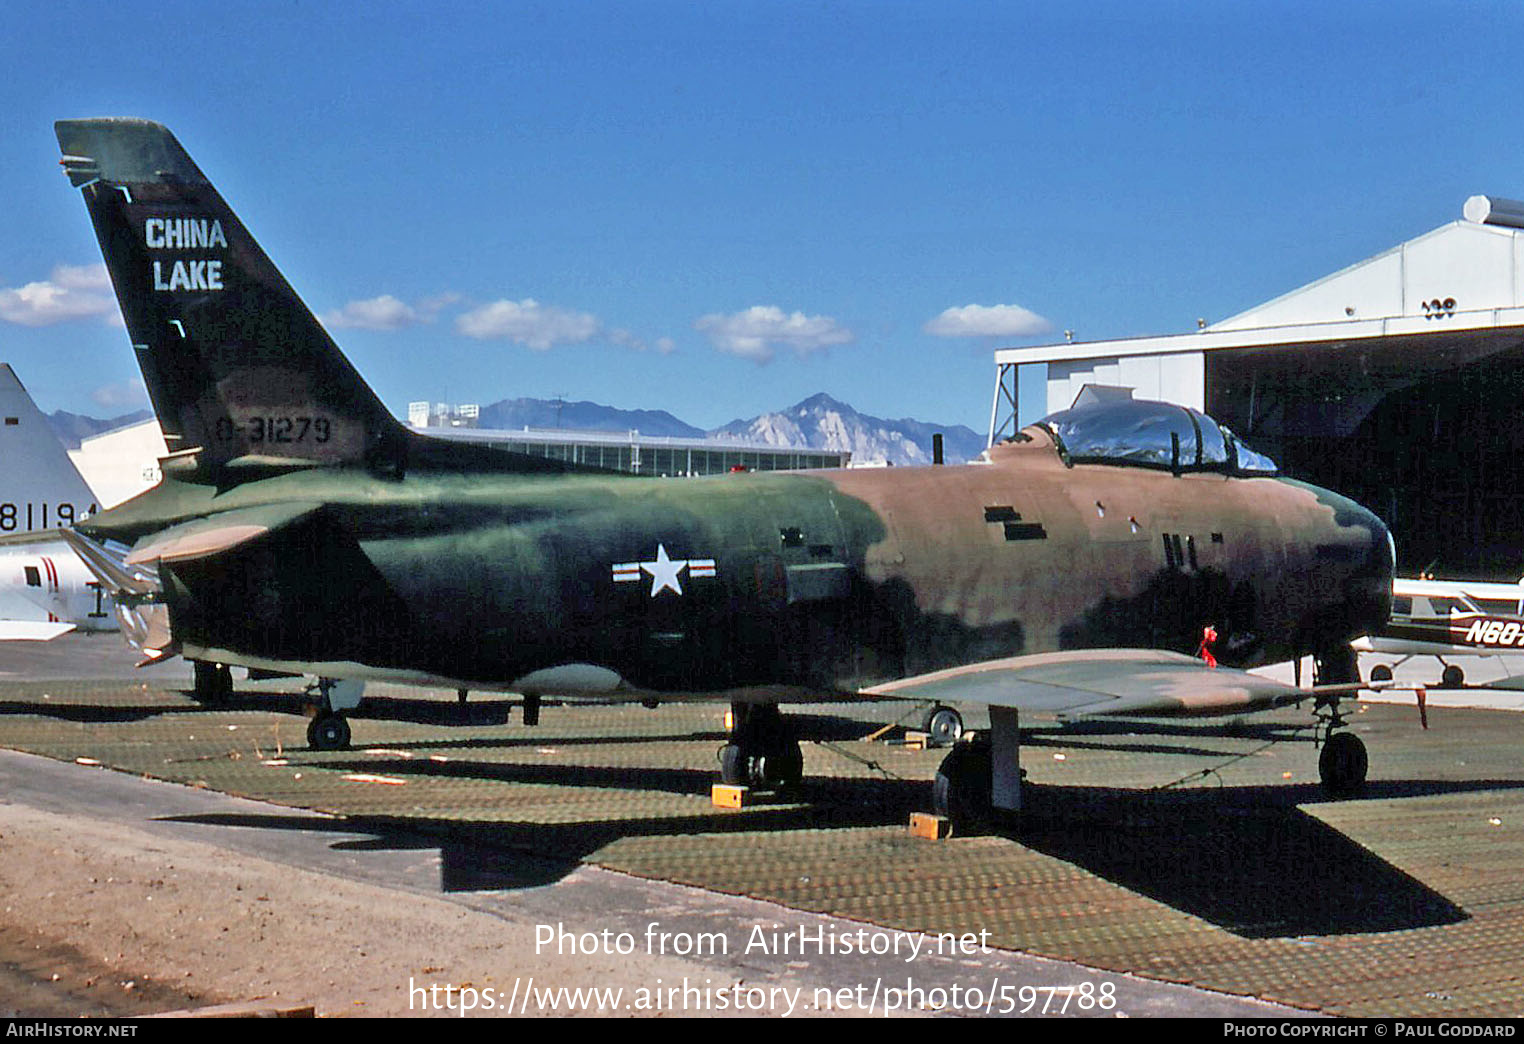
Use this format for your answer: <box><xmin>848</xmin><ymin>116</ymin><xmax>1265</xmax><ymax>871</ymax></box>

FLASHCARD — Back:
<box><xmin>54</xmin><ymin>118</ymin><xmax>1394</xmax><ymax>827</ymax></box>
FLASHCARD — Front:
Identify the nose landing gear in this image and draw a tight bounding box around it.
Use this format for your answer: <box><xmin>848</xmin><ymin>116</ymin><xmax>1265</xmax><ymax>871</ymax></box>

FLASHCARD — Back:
<box><xmin>1313</xmin><ymin>646</ymin><xmax>1368</xmax><ymax>797</ymax></box>
<box><xmin>304</xmin><ymin>677</ymin><xmax>365</xmax><ymax>751</ymax></box>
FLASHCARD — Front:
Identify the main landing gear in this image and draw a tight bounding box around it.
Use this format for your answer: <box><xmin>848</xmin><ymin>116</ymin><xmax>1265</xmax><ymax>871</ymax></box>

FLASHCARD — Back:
<box><xmin>304</xmin><ymin>677</ymin><xmax>366</xmax><ymax>751</ymax></box>
<box><xmin>1367</xmin><ymin>659</ymin><xmax>1463</xmax><ymax>689</ymax></box>
<box><xmin>718</xmin><ymin>703</ymin><xmax>804</xmax><ymax>791</ymax></box>
<box><xmin>933</xmin><ymin>706</ymin><xmax>1022</xmax><ymax>835</ymax></box>
<box><xmin>191</xmin><ymin>660</ymin><xmax>233</xmax><ymax>703</ymax></box>
<box><xmin>1313</xmin><ymin>646</ymin><xmax>1368</xmax><ymax>797</ymax></box>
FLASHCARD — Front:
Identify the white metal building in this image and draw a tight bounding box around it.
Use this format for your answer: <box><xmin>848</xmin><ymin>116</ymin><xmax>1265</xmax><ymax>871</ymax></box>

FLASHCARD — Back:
<box><xmin>69</xmin><ymin>419</ymin><xmax>169</xmax><ymax>510</ymax></box>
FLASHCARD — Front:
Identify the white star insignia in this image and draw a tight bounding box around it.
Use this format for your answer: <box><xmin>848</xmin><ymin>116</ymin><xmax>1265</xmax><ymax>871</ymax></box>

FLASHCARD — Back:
<box><xmin>640</xmin><ymin>543</ymin><xmax>686</xmax><ymax>597</ymax></box>
<box><xmin>611</xmin><ymin>546</ymin><xmax>718</xmax><ymax>597</ymax></box>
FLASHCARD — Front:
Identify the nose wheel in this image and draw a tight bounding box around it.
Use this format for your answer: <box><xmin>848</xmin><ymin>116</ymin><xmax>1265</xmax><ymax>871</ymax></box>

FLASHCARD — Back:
<box><xmin>306</xmin><ymin>713</ymin><xmax>352</xmax><ymax>751</ymax></box>
<box><xmin>1313</xmin><ymin>646</ymin><xmax>1368</xmax><ymax>796</ymax></box>
<box><xmin>303</xmin><ymin>677</ymin><xmax>365</xmax><ymax>751</ymax></box>
<box><xmin>1318</xmin><ymin>730</ymin><xmax>1368</xmax><ymax>795</ymax></box>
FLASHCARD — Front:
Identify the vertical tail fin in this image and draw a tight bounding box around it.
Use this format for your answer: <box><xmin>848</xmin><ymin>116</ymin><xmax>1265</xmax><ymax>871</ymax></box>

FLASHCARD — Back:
<box><xmin>0</xmin><ymin>364</ymin><xmax>99</xmax><ymax>532</ymax></box>
<box><xmin>54</xmin><ymin>119</ymin><xmax>407</xmax><ymax>475</ymax></box>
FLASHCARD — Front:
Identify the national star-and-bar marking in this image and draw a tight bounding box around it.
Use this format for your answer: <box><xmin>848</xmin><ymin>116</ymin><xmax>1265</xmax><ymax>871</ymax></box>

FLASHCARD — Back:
<box><xmin>611</xmin><ymin>544</ymin><xmax>717</xmax><ymax>597</ymax></box>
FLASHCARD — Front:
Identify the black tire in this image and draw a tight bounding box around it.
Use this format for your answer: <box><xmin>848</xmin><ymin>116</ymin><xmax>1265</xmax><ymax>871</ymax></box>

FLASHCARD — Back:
<box><xmin>307</xmin><ymin>714</ymin><xmax>351</xmax><ymax>751</ymax></box>
<box><xmin>718</xmin><ymin>744</ymin><xmax>748</xmax><ymax>786</ymax></box>
<box><xmin>1369</xmin><ymin>664</ymin><xmax>1393</xmax><ymax>683</ymax></box>
<box><xmin>1441</xmin><ymin>664</ymin><xmax>1464</xmax><ymax>688</ymax></box>
<box><xmin>923</xmin><ymin>705</ymin><xmax>964</xmax><ymax>748</ymax></box>
<box><xmin>192</xmin><ymin>661</ymin><xmax>233</xmax><ymax>704</ymax></box>
<box><xmin>1319</xmin><ymin>731</ymin><xmax>1368</xmax><ymax>796</ymax></box>
<box><xmin>933</xmin><ymin>742</ymin><xmax>993</xmax><ymax>832</ymax></box>
<box><xmin>759</xmin><ymin>744</ymin><xmax>804</xmax><ymax>791</ymax></box>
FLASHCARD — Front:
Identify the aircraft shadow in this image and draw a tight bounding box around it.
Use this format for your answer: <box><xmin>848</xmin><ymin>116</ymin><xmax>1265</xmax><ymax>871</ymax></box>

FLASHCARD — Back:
<box><xmin>156</xmin><ymin>766</ymin><xmax>932</xmax><ymax>893</ymax></box>
<box><xmin>248</xmin><ymin>748</ymin><xmax>1514</xmax><ymax>939</ymax></box>
<box><xmin>1009</xmin><ymin>779</ymin><xmax>1519</xmax><ymax>938</ymax></box>
<box><xmin>157</xmin><ymin>811</ymin><xmax>579</xmax><ymax>892</ymax></box>
<box><xmin>0</xmin><ymin>699</ymin><xmax>170</xmax><ymax>724</ymax></box>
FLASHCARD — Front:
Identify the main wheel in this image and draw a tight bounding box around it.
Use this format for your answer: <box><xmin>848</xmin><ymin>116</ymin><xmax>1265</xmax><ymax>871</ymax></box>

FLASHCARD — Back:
<box><xmin>718</xmin><ymin>743</ymin><xmax>747</xmax><ymax>786</ymax></box>
<box><xmin>192</xmin><ymin>661</ymin><xmax>233</xmax><ymax>704</ymax></box>
<box><xmin>1318</xmin><ymin>731</ymin><xmax>1368</xmax><ymax>796</ymax></box>
<box><xmin>758</xmin><ymin>743</ymin><xmax>804</xmax><ymax>791</ymax></box>
<box><xmin>1441</xmin><ymin>664</ymin><xmax>1465</xmax><ymax>688</ymax></box>
<box><xmin>307</xmin><ymin>714</ymin><xmax>351</xmax><ymax>751</ymax></box>
<box><xmin>922</xmin><ymin>705</ymin><xmax>964</xmax><ymax>748</ymax></box>
<box><xmin>933</xmin><ymin>742</ymin><xmax>993</xmax><ymax>833</ymax></box>
<box><xmin>1369</xmin><ymin>664</ymin><xmax>1393</xmax><ymax>683</ymax></box>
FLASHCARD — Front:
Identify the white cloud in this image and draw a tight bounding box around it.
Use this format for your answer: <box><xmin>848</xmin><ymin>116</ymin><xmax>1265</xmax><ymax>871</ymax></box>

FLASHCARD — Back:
<box><xmin>456</xmin><ymin>298</ymin><xmax>602</xmax><ymax>350</ymax></box>
<box><xmin>923</xmin><ymin>303</ymin><xmax>1054</xmax><ymax>338</ymax></box>
<box><xmin>608</xmin><ymin>328</ymin><xmax>679</xmax><ymax>355</ymax></box>
<box><xmin>321</xmin><ymin>294</ymin><xmax>425</xmax><ymax>331</ymax></box>
<box><xmin>0</xmin><ymin>264</ymin><xmax>117</xmax><ymax>326</ymax></box>
<box><xmin>416</xmin><ymin>291</ymin><xmax>463</xmax><ymax>314</ymax></box>
<box><xmin>91</xmin><ymin>378</ymin><xmax>149</xmax><ymax>411</ymax></box>
<box><xmin>693</xmin><ymin>306</ymin><xmax>854</xmax><ymax>364</ymax></box>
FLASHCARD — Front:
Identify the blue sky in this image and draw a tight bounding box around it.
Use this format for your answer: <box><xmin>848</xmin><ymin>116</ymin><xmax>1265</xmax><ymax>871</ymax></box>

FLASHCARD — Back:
<box><xmin>2</xmin><ymin>0</ymin><xmax>1522</xmax><ymax>433</ymax></box>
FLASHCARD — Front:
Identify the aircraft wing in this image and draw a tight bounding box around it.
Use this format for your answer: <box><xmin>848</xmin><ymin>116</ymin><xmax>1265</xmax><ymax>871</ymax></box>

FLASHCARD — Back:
<box><xmin>123</xmin><ymin>502</ymin><xmax>323</xmax><ymax>566</ymax></box>
<box><xmin>861</xmin><ymin>648</ymin><xmax>1304</xmax><ymax>719</ymax></box>
<box><xmin>0</xmin><ymin>621</ymin><xmax>75</xmax><ymax>641</ymax></box>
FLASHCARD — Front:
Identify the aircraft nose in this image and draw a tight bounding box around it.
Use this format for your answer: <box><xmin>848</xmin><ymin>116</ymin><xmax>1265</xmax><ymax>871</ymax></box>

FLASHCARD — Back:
<box><xmin>1345</xmin><ymin>499</ymin><xmax>1396</xmax><ymax>634</ymax></box>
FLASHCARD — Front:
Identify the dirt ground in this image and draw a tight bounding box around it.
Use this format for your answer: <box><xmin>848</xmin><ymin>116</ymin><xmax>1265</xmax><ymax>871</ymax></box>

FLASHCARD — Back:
<box><xmin>0</xmin><ymin>802</ymin><xmax>826</xmax><ymax>1018</ymax></box>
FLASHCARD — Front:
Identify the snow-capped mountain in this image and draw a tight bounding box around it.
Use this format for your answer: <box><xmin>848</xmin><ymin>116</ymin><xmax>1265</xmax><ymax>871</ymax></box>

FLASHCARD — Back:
<box><xmin>708</xmin><ymin>393</ymin><xmax>985</xmax><ymax>466</ymax></box>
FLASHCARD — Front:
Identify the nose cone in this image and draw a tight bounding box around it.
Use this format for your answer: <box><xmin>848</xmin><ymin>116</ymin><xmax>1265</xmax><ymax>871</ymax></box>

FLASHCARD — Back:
<box><xmin>1327</xmin><ymin>488</ymin><xmax>1396</xmax><ymax>638</ymax></box>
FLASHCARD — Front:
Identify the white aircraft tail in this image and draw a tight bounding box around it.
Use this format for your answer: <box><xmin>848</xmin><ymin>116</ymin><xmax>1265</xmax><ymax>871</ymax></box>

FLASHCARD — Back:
<box><xmin>0</xmin><ymin>365</ymin><xmax>99</xmax><ymax>534</ymax></box>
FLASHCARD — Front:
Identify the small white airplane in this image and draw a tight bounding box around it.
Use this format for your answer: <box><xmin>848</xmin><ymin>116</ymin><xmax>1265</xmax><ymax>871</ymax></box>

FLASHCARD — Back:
<box><xmin>0</xmin><ymin>364</ymin><xmax>107</xmax><ymax>640</ymax></box>
<box><xmin>1353</xmin><ymin>576</ymin><xmax>1524</xmax><ymax>688</ymax></box>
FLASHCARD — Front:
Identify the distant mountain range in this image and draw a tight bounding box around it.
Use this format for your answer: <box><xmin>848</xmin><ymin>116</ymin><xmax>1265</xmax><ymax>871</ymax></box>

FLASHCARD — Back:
<box><xmin>47</xmin><ymin>409</ymin><xmax>153</xmax><ymax>449</ymax></box>
<box><xmin>484</xmin><ymin>392</ymin><xmax>986</xmax><ymax>466</ymax></box>
<box><xmin>50</xmin><ymin>394</ymin><xmax>986</xmax><ymax>466</ymax></box>
<box><xmin>477</xmin><ymin>398</ymin><xmax>704</xmax><ymax>439</ymax></box>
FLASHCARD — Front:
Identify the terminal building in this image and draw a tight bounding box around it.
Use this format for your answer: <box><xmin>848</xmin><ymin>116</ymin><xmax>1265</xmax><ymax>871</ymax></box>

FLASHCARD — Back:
<box><xmin>409</xmin><ymin>416</ymin><xmax>849</xmax><ymax>475</ymax></box>
<box><xmin>989</xmin><ymin>196</ymin><xmax>1524</xmax><ymax>580</ymax></box>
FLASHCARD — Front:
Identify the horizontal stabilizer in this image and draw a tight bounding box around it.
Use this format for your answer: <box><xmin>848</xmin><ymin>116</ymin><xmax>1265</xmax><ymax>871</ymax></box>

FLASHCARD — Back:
<box><xmin>0</xmin><ymin>621</ymin><xmax>75</xmax><ymax>641</ymax></box>
<box><xmin>862</xmin><ymin>648</ymin><xmax>1304</xmax><ymax>719</ymax></box>
<box><xmin>56</xmin><ymin>529</ymin><xmax>157</xmax><ymax>594</ymax></box>
<box><xmin>125</xmin><ymin>501</ymin><xmax>322</xmax><ymax>566</ymax></box>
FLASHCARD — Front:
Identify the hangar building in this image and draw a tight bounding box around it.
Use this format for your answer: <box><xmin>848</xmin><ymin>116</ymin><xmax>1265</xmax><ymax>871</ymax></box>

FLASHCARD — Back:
<box><xmin>989</xmin><ymin>196</ymin><xmax>1524</xmax><ymax>580</ymax></box>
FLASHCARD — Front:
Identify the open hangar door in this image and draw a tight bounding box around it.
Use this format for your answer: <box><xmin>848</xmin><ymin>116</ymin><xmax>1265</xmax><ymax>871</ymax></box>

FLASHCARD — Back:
<box><xmin>1205</xmin><ymin>328</ymin><xmax>1524</xmax><ymax>579</ymax></box>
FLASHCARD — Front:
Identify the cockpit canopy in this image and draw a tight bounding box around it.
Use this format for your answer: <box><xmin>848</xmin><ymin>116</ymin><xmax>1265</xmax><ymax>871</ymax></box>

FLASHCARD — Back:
<box><xmin>1034</xmin><ymin>399</ymin><xmax>1278</xmax><ymax>476</ymax></box>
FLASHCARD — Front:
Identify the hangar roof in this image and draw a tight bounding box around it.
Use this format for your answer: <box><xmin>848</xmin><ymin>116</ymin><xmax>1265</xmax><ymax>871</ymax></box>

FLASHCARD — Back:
<box><xmin>996</xmin><ymin>197</ymin><xmax>1524</xmax><ymax>367</ymax></box>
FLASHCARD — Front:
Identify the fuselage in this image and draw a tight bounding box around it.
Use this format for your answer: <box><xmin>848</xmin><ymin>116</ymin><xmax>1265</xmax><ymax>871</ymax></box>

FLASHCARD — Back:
<box><xmin>79</xmin><ymin>427</ymin><xmax>1393</xmax><ymax>697</ymax></box>
<box><xmin>0</xmin><ymin>541</ymin><xmax>113</xmax><ymax>636</ymax></box>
